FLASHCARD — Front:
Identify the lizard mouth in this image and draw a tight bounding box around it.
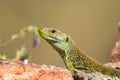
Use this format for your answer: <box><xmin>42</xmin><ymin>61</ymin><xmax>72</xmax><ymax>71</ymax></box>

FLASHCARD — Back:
<box><xmin>38</xmin><ymin>28</ymin><xmax>62</xmax><ymax>42</ymax></box>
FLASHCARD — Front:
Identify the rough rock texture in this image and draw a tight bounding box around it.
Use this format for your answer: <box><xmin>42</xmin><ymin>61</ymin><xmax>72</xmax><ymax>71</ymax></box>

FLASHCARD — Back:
<box><xmin>111</xmin><ymin>40</ymin><xmax>120</xmax><ymax>62</ymax></box>
<box><xmin>0</xmin><ymin>60</ymin><xmax>73</xmax><ymax>80</ymax></box>
<box><xmin>0</xmin><ymin>60</ymin><xmax>120</xmax><ymax>80</ymax></box>
<box><xmin>105</xmin><ymin>62</ymin><xmax>120</xmax><ymax>69</ymax></box>
<box><xmin>74</xmin><ymin>71</ymin><xmax>119</xmax><ymax>80</ymax></box>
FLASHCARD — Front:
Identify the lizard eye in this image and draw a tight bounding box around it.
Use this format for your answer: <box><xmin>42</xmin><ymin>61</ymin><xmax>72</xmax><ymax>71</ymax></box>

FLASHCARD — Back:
<box><xmin>51</xmin><ymin>30</ymin><xmax>56</xmax><ymax>33</ymax></box>
<box><xmin>65</xmin><ymin>37</ymin><xmax>69</xmax><ymax>42</ymax></box>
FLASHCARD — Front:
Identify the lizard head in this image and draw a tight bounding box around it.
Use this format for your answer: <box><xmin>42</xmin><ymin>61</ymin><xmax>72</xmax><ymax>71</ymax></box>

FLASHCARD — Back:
<box><xmin>38</xmin><ymin>28</ymin><xmax>73</xmax><ymax>57</ymax></box>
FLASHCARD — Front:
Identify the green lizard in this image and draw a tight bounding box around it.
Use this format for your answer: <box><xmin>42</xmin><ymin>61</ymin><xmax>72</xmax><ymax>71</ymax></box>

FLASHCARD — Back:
<box><xmin>38</xmin><ymin>27</ymin><xmax>120</xmax><ymax>78</ymax></box>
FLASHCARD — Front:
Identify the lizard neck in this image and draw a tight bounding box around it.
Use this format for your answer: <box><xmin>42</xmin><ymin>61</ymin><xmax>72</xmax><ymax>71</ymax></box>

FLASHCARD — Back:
<box><xmin>62</xmin><ymin>40</ymin><xmax>120</xmax><ymax>78</ymax></box>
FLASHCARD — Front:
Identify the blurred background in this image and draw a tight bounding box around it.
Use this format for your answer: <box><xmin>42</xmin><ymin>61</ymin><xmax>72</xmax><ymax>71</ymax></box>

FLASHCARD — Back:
<box><xmin>0</xmin><ymin>0</ymin><xmax>120</xmax><ymax>68</ymax></box>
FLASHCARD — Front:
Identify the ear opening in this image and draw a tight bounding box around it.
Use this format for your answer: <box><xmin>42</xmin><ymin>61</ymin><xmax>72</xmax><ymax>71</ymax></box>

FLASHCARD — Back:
<box><xmin>66</xmin><ymin>37</ymin><xmax>69</xmax><ymax>42</ymax></box>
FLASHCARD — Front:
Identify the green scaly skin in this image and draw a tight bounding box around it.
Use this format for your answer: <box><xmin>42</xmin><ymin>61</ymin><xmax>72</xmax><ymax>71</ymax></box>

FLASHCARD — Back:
<box><xmin>38</xmin><ymin>27</ymin><xmax>120</xmax><ymax>78</ymax></box>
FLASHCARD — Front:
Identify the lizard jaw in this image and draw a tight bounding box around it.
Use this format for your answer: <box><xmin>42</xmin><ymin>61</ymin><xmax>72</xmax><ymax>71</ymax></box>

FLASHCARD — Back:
<box><xmin>38</xmin><ymin>28</ymin><xmax>66</xmax><ymax>42</ymax></box>
<box><xmin>38</xmin><ymin>28</ymin><xmax>59</xmax><ymax>42</ymax></box>
<box><xmin>38</xmin><ymin>27</ymin><xmax>71</xmax><ymax>53</ymax></box>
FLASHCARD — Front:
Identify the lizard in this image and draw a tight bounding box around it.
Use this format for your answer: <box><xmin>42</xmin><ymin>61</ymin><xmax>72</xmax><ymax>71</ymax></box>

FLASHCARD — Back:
<box><xmin>38</xmin><ymin>27</ymin><xmax>120</xmax><ymax>79</ymax></box>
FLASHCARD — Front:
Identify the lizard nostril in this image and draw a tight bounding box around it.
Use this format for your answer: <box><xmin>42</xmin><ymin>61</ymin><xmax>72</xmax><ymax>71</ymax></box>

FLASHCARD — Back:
<box><xmin>51</xmin><ymin>30</ymin><xmax>56</xmax><ymax>33</ymax></box>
